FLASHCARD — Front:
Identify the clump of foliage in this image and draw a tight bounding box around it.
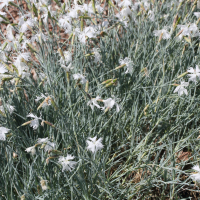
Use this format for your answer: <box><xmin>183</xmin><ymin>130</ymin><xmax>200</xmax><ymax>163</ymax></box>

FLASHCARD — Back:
<box><xmin>1</xmin><ymin>0</ymin><xmax>200</xmax><ymax>199</ymax></box>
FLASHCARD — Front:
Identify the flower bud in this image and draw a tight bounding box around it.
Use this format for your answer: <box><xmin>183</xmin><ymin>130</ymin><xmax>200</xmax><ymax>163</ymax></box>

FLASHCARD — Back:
<box><xmin>92</xmin><ymin>0</ymin><xmax>96</xmax><ymax>13</ymax></box>
<box><xmin>177</xmin><ymin>72</ymin><xmax>188</xmax><ymax>79</ymax></box>
<box><xmin>44</xmin><ymin>121</ymin><xmax>55</xmax><ymax>128</ymax></box>
<box><xmin>21</xmin><ymin>121</ymin><xmax>31</xmax><ymax>126</ymax></box>
<box><xmin>105</xmin><ymin>79</ymin><xmax>117</xmax><ymax>87</ymax></box>
<box><xmin>41</xmin><ymin>143</ymin><xmax>46</xmax><ymax>149</ymax></box>
<box><xmin>85</xmin><ymin>52</ymin><xmax>95</xmax><ymax>57</ymax></box>
<box><xmin>46</xmin><ymin>156</ymin><xmax>58</xmax><ymax>164</ymax></box>
<box><xmin>176</xmin><ymin>29</ymin><xmax>183</xmax><ymax>37</ymax></box>
<box><xmin>0</xmin><ymin>110</ymin><xmax>6</xmax><ymax>117</ymax></box>
<box><xmin>58</xmin><ymin>48</ymin><xmax>64</xmax><ymax>58</ymax></box>
<box><xmin>183</xmin><ymin>36</ymin><xmax>191</xmax><ymax>44</ymax></box>
<box><xmin>49</xmin><ymin>150</ymin><xmax>62</xmax><ymax>155</ymax></box>
<box><xmin>37</xmin><ymin>96</ymin><xmax>51</xmax><ymax>110</ymax></box>
<box><xmin>35</xmin><ymin>143</ymin><xmax>42</xmax><ymax>147</ymax></box>
<box><xmin>115</xmin><ymin>64</ymin><xmax>126</xmax><ymax>70</ymax></box>
<box><xmin>80</xmin><ymin>17</ymin><xmax>84</xmax><ymax>31</ymax></box>
<box><xmin>104</xmin><ymin>107</ymin><xmax>110</xmax><ymax>113</ymax></box>
<box><xmin>40</xmin><ymin>179</ymin><xmax>48</xmax><ymax>190</ymax></box>
<box><xmin>51</xmin><ymin>98</ymin><xmax>58</xmax><ymax>111</ymax></box>
<box><xmin>192</xmin><ymin>0</ymin><xmax>198</xmax><ymax>12</ymax></box>
<box><xmin>27</xmin><ymin>43</ymin><xmax>37</xmax><ymax>53</ymax></box>
<box><xmin>198</xmin><ymin>0</ymin><xmax>200</xmax><ymax>9</ymax></box>
<box><xmin>101</xmin><ymin>79</ymin><xmax>112</xmax><ymax>85</ymax></box>
<box><xmin>13</xmin><ymin>152</ymin><xmax>18</xmax><ymax>158</ymax></box>
<box><xmin>196</xmin><ymin>17</ymin><xmax>200</xmax><ymax>25</ymax></box>
<box><xmin>158</xmin><ymin>32</ymin><xmax>163</xmax><ymax>42</ymax></box>
<box><xmin>2</xmin><ymin>42</ymin><xmax>8</xmax><ymax>50</ymax></box>
<box><xmin>85</xmin><ymin>81</ymin><xmax>89</xmax><ymax>93</ymax></box>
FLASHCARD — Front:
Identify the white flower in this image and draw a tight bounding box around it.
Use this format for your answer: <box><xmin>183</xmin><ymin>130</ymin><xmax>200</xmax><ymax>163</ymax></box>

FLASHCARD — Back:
<box><xmin>40</xmin><ymin>180</ymin><xmax>48</xmax><ymax>190</ymax></box>
<box><xmin>153</xmin><ymin>28</ymin><xmax>171</xmax><ymax>40</ymax></box>
<box><xmin>19</xmin><ymin>52</ymin><xmax>30</xmax><ymax>61</ymax></box>
<box><xmin>13</xmin><ymin>54</ymin><xmax>30</xmax><ymax>76</ymax></box>
<box><xmin>76</xmin><ymin>26</ymin><xmax>100</xmax><ymax>44</ymax></box>
<box><xmin>0</xmin><ymin>127</ymin><xmax>10</xmax><ymax>141</ymax></box>
<box><xmin>76</xmin><ymin>30</ymin><xmax>87</xmax><ymax>44</ymax></box>
<box><xmin>68</xmin><ymin>4</ymin><xmax>81</xmax><ymax>18</ymax></box>
<box><xmin>35</xmin><ymin>93</ymin><xmax>47</xmax><ymax>102</ymax></box>
<box><xmin>0</xmin><ymin>0</ymin><xmax>14</xmax><ymax>9</ymax></box>
<box><xmin>0</xmin><ymin>65</ymin><xmax>8</xmax><ymax>74</ymax></box>
<box><xmin>20</xmin><ymin>18</ymin><xmax>35</xmax><ymax>33</ymax></box>
<box><xmin>119</xmin><ymin>57</ymin><xmax>134</xmax><ymax>74</ymax></box>
<box><xmin>93</xmin><ymin>48</ymin><xmax>101</xmax><ymax>63</ymax></box>
<box><xmin>35</xmin><ymin>93</ymin><xmax>52</xmax><ymax>107</ymax></box>
<box><xmin>58</xmin><ymin>155</ymin><xmax>77</xmax><ymax>172</ymax></box>
<box><xmin>86</xmin><ymin>136</ymin><xmax>103</xmax><ymax>153</ymax></box>
<box><xmin>95</xmin><ymin>3</ymin><xmax>103</xmax><ymax>13</ymax></box>
<box><xmin>141</xmin><ymin>0</ymin><xmax>150</xmax><ymax>10</ymax></box>
<box><xmin>0</xmin><ymin>104</ymin><xmax>15</xmax><ymax>114</ymax></box>
<box><xmin>44</xmin><ymin>141</ymin><xmax>56</xmax><ymax>152</ymax></box>
<box><xmin>0</xmin><ymin>11</ymin><xmax>6</xmax><ymax>15</ymax></box>
<box><xmin>87</xmin><ymin>96</ymin><xmax>101</xmax><ymax>110</ymax></box>
<box><xmin>194</xmin><ymin>12</ymin><xmax>200</xmax><ymax>18</ymax></box>
<box><xmin>173</xmin><ymin>81</ymin><xmax>189</xmax><ymax>96</ymax></box>
<box><xmin>118</xmin><ymin>7</ymin><xmax>132</xmax><ymax>19</ymax></box>
<box><xmin>31</xmin><ymin>33</ymin><xmax>48</xmax><ymax>42</ymax></box>
<box><xmin>0</xmin><ymin>50</ymin><xmax>7</xmax><ymax>62</ymax></box>
<box><xmin>63</xmin><ymin>51</ymin><xmax>72</xmax><ymax>63</ymax></box>
<box><xmin>102</xmin><ymin>97</ymin><xmax>120</xmax><ymax>112</ymax></box>
<box><xmin>37</xmin><ymin>137</ymin><xmax>56</xmax><ymax>152</ymax></box>
<box><xmin>118</xmin><ymin>0</ymin><xmax>132</xmax><ymax>8</ymax></box>
<box><xmin>191</xmin><ymin>165</ymin><xmax>200</xmax><ymax>182</ymax></box>
<box><xmin>0</xmin><ymin>11</ymin><xmax>6</xmax><ymax>22</ymax></box>
<box><xmin>73</xmin><ymin>73</ymin><xmax>87</xmax><ymax>84</ymax></box>
<box><xmin>20</xmin><ymin>36</ymin><xmax>31</xmax><ymax>50</ymax></box>
<box><xmin>187</xmin><ymin>65</ymin><xmax>200</xmax><ymax>83</ymax></box>
<box><xmin>132</xmin><ymin>2</ymin><xmax>141</xmax><ymax>11</ymax></box>
<box><xmin>41</xmin><ymin>6</ymin><xmax>56</xmax><ymax>23</ymax></box>
<box><xmin>6</xmin><ymin>24</ymin><xmax>15</xmax><ymax>41</ymax></box>
<box><xmin>61</xmin><ymin>63</ymin><xmax>73</xmax><ymax>72</ymax></box>
<box><xmin>37</xmin><ymin>137</ymin><xmax>49</xmax><ymax>143</ymax></box>
<box><xmin>148</xmin><ymin>10</ymin><xmax>155</xmax><ymax>21</ymax></box>
<box><xmin>82</xmin><ymin>3</ymin><xmax>94</xmax><ymax>15</ymax></box>
<box><xmin>27</xmin><ymin>113</ymin><xmax>42</xmax><ymax>130</ymax></box>
<box><xmin>0</xmin><ymin>65</ymin><xmax>10</xmax><ymax>81</ymax></box>
<box><xmin>177</xmin><ymin>23</ymin><xmax>200</xmax><ymax>39</ymax></box>
<box><xmin>188</xmin><ymin>23</ymin><xmax>199</xmax><ymax>36</ymax></box>
<box><xmin>58</xmin><ymin>15</ymin><xmax>72</xmax><ymax>29</ymax></box>
<box><xmin>25</xmin><ymin>145</ymin><xmax>36</xmax><ymax>155</ymax></box>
